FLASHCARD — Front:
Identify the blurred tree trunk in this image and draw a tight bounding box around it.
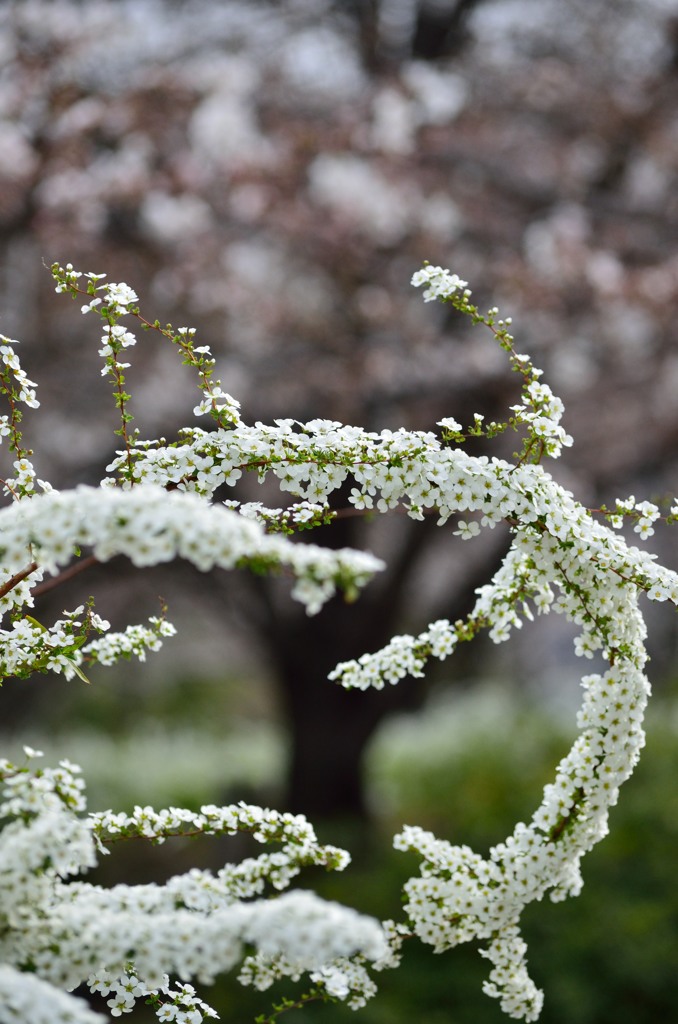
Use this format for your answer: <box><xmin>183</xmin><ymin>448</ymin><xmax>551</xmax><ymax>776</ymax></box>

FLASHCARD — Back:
<box><xmin>346</xmin><ymin>0</ymin><xmax>483</xmax><ymax>69</ymax></box>
<box><xmin>249</xmin><ymin>510</ymin><xmax>504</xmax><ymax>821</ymax></box>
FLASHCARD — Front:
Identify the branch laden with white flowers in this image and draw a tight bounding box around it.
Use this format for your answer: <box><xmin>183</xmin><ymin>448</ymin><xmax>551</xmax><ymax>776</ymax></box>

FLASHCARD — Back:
<box><xmin>0</xmin><ymin>261</ymin><xmax>676</xmax><ymax>1023</ymax></box>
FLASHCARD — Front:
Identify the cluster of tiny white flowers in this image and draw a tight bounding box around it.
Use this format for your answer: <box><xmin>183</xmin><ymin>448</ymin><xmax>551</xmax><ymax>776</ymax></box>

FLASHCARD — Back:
<box><xmin>329</xmin><ymin>619</ymin><xmax>456</xmax><ymax>691</ymax></box>
<box><xmin>0</xmin><ymin>484</ymin><xmax>383</xmax><ymax>616</ymax></box>
<box><xmin>238</xmin><ymin>946</ymin><xmax>382</xmax><ymax>1011</ymax></box>
<box><xmin>79</xmin><ymin>277</ymin><xmax>139</xmax><ymax>315</ymax></box>
<box><xmin>89</xmin><ymin>799</ymin><xmax>350</xmax><ymax>869</ymax></box>
<box><xmin>390</xmin><ymin>660</ymin><xmax>651</xmax><ymax>1010</ymax></box>
<box><xmin>89</xmin><ymin>970</ymin><xmax>219</xmax><ymax>1023</ymax></box>
<box><xmin>310</xmin><ymin>958</ymin><xmax>378</xmax><ymax>1009</ymax></box>
<box><xmin>82</xmin><ymin>618</ymin><xmax>177</xmax><ymax>667</ymax></box>
<box><xmin>328</xmin><ymin>458</ymin><xmax>678</xmax><ymax>686</ymax></box>
<box><xmin>239</xmin><ymin>890</ymin><xmax>387</xmax><ymax>971</ymax></box>
<box><xmin>0</xmin><ymin>337</ymin><xmax>41</xmax><ymax>500</ymax></box>
<box><xmin>0</xmin><ymin>566</ymin><xmax>43</xmax><ymax>619</ymax></box>
<box><xmin>110</xmin><ymin>382</ymin><xmax>573</xmax><ymax>525</ymax></box>
<box><xmin>0</xmin><ymin>755</ymin><xmax>387</xmax><ymax>1023</ymax></box>
<box><xmin>103</xmin><ymin>282</ymin><xmax>139</xmax><ymax>311</ymax></box>
<box><xmin>192</xmin><ymin>386</ymin><xmax>242</xmax><ymax>425</ymax></box>
<box><xmin>410</xmin><ymin>264</ymin><xmax>468</xmax><ymax>302</ymax></box>
<box><xmin>0</xmin><ymin>598</ymin><xmax>176</xmax><ymax>682</ymax></box>
<box><xmin>0</xmin><ymin>337</ymin><xmax>39</xmax><ymax>411</ymax></box>
<box><xmin>480</xmin><ymin>927</ymin><xmax>544</xmax><ymax>1022</ymax></box>
<box><xmin>610</xmin><ymin>495</ymin><xmax>662</xmax><ymax>539</ymax></box>
<box><xmin>0</xmin><ymin>966</ymin><xmax>103</xmax><ymax>1024</ymax></box>
<box><xmin>508</xmin><ymin>379</ymin><xmax>573</xmax><ymax>458</ymax></box>
<box><xmin>223</xmin><ymin>499</ymin><xmax>332</xmax><ymax>533</ymax></box>
<box><xmin>0</xmin><ymin>612</ymin><xmax>85</xmax><ymax>681</ymax></box>
<box><xmin>98</xmin><ymin>323</ymin><xmax>137</xmax><ymax>361</ymax></box>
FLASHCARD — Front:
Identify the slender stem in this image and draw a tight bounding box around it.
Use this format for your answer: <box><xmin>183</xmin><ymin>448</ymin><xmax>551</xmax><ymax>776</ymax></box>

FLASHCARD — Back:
<box><xmin>256</xmin><ymin>990</ymin><xmax>326</xmax><ymax>1024</ymax></box>
<box><xmin>31</xmin><ymin>555</ymin><xmax>99</xmax><ymax>597</ymax></box>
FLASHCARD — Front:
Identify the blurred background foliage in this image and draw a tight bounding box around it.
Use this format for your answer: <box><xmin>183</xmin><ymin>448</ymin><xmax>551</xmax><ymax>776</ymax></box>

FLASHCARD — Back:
<box><xmin>1</xmin><ymin>0</ymin><xmax>678</xmax><ymax>1019</ymax></box>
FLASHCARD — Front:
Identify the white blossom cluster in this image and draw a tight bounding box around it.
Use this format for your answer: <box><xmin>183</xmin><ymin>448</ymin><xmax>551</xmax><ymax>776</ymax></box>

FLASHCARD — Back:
<box><xmin>81</xmin><ymin>617</ymin><xmax>177</xmax><ymax>668</ymax></box>
<box><xmin>0</xmin><ymin>599</ymin><xmax>175</xmax><ymax>682</ymax></box>
<box><xmin>0</xmin><ymin>754</ymin><xmax>387</xmax><ymax>1023</ymax></box>
<box><xmin>0</xmin><ymin>605</ymin><xmax>98</xmax><ymax>682</ymax></box>
<box><xmin>1</xmin><ymin>261</ymin><xmax>678</xmax><ymax>1021</ymax></box>
<box><xmin>410</xmin><ymin>264</ymin><xmax>469</xmax><ymax>302</ymax></box>
<box><xmin>480</xmin><ymin>927</ymin><xmax>544</xmax><ymax>1021</ymax></box>
<box><xmin>0</xmin><ymin>335</ymin><xmax>42</xmax><ymax>502</ymax></box>
<box><xmin>612</xmin><ymin>494</ymin><xmax>663</xmax><ymax>539</ymax></box>
<box><xmin>223</xmin><ymin>499</ymin><xmax>334</xmax><ymax>534</ymax></box>
<box><xmin>391</xmin><ymin>654</ymin><xmax>648</xmax><ymax>1018</ymax></box>
<box><xmin>0</xmin><ymin>483</ymin><xmax>383</xmax><ymax>619</ymax></box>
<box><xmin>0</xmin><ymin>337</ymin><xmax>39</xmax><ymax>411</ymax></box>
<box><xmin>507</xmin><ymin>377</ymin><xmax>573</xmax><ymax>462</ymax></box>
<box><xmin>328</xmin><ymin>619</ymin><xmax>456</xmax><ymax>690</ymax></box>
<box><xmin>0</xmin><ymin>966</ymin><xmax>103</xmax><ymax>1024</ymax></box>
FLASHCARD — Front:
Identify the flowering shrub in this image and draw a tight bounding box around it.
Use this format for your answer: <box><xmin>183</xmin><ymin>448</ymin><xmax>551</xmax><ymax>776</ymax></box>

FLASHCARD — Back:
<box><xmin>1</xmin><ymin>260</ymin><xmax>677</xmax><ymax>1023</ymax></box>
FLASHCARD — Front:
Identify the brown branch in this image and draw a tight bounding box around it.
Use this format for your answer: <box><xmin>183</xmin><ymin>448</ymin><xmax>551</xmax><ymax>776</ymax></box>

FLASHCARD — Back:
<box><xmin>31</xmin><ymin>555</ymin><xmax>99</xmax><ymax>598</ymax></box>
<box><xmin>0</xmin><ymin>561</ymin><xmax>39</xmax><ymax>599</ymax></box>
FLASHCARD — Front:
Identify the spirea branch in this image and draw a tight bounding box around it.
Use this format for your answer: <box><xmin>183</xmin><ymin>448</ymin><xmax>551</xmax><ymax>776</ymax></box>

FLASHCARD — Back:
<box><xmin>0</xmin><ymin>261</ymin><xmax>675</xmax><ymax>1023</ymax></box>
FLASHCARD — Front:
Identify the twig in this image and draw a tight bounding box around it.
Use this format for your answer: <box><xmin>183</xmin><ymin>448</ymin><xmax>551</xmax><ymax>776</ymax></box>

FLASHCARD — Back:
<box><xmin>31</xmin><ymin>555</ymin><xmax>99</xmax><ymax>598</ymax></box>
<box><xmin>0</xmin><ymin>561</ymin><xmax>39</xmax><ymax>599</ymax></box>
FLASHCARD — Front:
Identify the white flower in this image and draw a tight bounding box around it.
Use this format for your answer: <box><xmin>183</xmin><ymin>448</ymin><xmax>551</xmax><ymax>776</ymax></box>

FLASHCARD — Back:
<box><xmin>437</xmin><ymin>416</ymin><xmax>462</xmax><ymax>432</ymax></box>
<box><xmin>454</xmin><ymin>519</ymin><xmax>481</xmax><ymax>539</ymax></box>
<box><xmin>105</xmin><ymin>282</ymin><xmax>138</xmax><ymax>308</ymax></box>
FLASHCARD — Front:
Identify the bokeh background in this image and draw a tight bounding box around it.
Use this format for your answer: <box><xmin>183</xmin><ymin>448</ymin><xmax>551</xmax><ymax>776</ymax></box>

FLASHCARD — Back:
<box><xmin>1</xmin><ymin>1</ymin><xmax>677</xmax><ymax>1021</ymax></box>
